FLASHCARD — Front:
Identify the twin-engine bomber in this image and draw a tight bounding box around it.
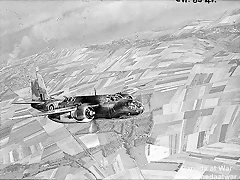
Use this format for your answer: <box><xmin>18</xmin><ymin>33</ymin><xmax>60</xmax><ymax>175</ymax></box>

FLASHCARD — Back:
<box><xmin>12</xmin><ymin>68</ymin><xmax>144</xmax><ymax>132</ymax></box>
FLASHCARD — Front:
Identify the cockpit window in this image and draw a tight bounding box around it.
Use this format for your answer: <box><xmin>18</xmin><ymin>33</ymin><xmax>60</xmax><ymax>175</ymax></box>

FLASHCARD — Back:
<box><xmin>106</xmin><ymin>94</ymin><xmax>122</xmax><ymax>102</ymax></box>
<box><xmin>63</xmin><ymin>97</ymin><xmax>75</xmax><ymax>103</ymax></box>
<box><xmin>113</xmin><ymin>94</ymin><xmax>121</xmax><ymax>101</ymax></box>
<box><xmin>128</xmin><ymin>101</ymin><xmax>137</xmax><ymax>110</ymax></box>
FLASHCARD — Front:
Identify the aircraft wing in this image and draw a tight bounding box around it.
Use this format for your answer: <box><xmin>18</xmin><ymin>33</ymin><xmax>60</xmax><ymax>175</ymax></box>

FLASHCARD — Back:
<box><xmin>10</xmin><ymin>107</ymin><xmax>76</xmax><ymax>120</ymax></box>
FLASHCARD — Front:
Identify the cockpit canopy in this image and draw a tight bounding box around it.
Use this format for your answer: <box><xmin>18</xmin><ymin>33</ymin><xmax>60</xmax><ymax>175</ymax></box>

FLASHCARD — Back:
<box><xmin>63</xmin><ymin>96</ymin><xmax>75</xmax><ymax>102</ymax></box>
<box><xmin>106</xmin><ymin>93</ymin><xmax>133</xmax><ymax>102</ymax></box>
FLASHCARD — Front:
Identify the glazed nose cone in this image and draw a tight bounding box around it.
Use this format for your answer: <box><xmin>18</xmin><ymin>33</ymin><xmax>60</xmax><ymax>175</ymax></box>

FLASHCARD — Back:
<box><xmin>140</xmin><ymin>105</ymin><xmax>144</xmax><ymax>113</ymax></box>
<box><xmin>137</xmin><ymin>103</ymin><xmax>144</xmax><ymax>114</ymax></box>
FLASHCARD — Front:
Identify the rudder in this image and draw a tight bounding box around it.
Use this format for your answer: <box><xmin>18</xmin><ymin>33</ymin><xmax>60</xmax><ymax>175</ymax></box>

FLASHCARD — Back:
<box><xmin>31</xmin><ymin>67</ymin><xmax>49</xmax><ymax>101</ymax></box>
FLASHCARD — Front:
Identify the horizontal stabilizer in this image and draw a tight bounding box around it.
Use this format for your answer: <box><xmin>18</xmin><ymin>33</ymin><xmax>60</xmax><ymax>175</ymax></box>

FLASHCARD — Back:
<box><xmin>35</xmin><ymin>107</ymin><xmax>76</xmax><ymax>116</ymax></box>
<box><xmin>10</xmin><ymin>107</ymin><xmax>77</xmax><ymax>120</ymax></box>
<box><xmin>13</xmin><ymin>101</ymin><xmax>45</xmax><ymax>104</ymax></box>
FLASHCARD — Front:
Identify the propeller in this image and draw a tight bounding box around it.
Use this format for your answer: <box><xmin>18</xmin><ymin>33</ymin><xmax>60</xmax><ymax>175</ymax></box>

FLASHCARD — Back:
<box><xmin>89</xmin><ymin>120</ymin><xmax>99</xmax><ymax>133</ymax></box>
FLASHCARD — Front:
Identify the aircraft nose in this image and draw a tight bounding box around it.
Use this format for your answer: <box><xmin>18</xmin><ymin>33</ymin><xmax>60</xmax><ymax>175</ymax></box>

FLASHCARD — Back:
<box><xmin>140</xmin><ymin>105</ymin><xmax>144</xmax><ymax>113</ymax></box>
<box><xmin>133</xmin><ymin>100</ymin><xmax>144</xmax><ymax>114</ymax></box>
<box><xmin>138</xmin><ymin>103</ymin><xmax>144</xmax><ymax>114</ymax></box>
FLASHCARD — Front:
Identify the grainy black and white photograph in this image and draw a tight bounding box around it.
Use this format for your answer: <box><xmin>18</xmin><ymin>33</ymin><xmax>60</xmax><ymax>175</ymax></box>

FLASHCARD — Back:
<box><xmin>0</xmin><ymin>0</ymin><xmax>240</xmax><ymax>179</ymax></box>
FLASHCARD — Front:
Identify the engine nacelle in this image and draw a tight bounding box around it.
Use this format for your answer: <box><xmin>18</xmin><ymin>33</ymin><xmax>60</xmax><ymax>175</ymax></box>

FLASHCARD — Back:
<box><xmin>72</xmin><ymin>106</ymin><xmax>95</xmax><ymax>122</ymax></box>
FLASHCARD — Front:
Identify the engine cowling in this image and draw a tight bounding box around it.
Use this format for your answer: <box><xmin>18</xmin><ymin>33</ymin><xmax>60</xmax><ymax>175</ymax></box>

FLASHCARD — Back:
<box><xmin>72</xmin><ymin>106</ymin><xmax>95</xmax><ymax>122</ymax></box>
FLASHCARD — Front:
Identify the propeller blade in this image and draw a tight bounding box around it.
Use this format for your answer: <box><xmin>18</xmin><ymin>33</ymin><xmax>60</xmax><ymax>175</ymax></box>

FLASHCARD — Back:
<box><xmin>89</xmin><ymin>120</ymin><xmax>99</xmax><ymax>133</ymax></box>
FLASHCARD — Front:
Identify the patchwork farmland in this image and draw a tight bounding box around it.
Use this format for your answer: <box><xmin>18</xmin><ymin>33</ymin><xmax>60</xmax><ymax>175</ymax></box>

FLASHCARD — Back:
<box><xmin>1</xmin><ymin>8</ymin><xmax>240</xmax><ymax>180</ymax></box>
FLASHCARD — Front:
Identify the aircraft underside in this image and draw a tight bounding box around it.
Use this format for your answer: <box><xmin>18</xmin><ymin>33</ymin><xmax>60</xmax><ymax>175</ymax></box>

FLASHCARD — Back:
<box><xmin>47</xmin><ymin>104</ymin><xmax>136</xmax><ymax>123</ymax></box>
<box><xmin>44</xmin><ymin>93</ymin><xmax>143</xmax><ymax>124</ymax></box>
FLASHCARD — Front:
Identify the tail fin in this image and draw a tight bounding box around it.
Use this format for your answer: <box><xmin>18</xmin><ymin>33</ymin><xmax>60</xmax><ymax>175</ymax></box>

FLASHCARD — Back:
<box><xmin>31</xmin><ymin>67</ymin><xmax>49</xmax><ymax>101</ymax></box>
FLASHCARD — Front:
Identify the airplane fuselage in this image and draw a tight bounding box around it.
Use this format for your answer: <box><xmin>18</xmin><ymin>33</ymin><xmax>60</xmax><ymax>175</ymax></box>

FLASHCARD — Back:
<box><xmin>58</xmin><ymin>93</ymin><xmax>133</xmax><ymax>108</ymax></box>
<box><xmin>12</xmin><ymin>68</ymin><xmax>144</xmax><ymax>125</ymax></box>
<box><xmin>30</xmin><ymin>92</ymin><xmax>144</xmax><ymax>123</ymax></box>
<box><xmin>31</xmin><ymin>99</ymin><xmax>59</xmax><ymax>112</ymax></box>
